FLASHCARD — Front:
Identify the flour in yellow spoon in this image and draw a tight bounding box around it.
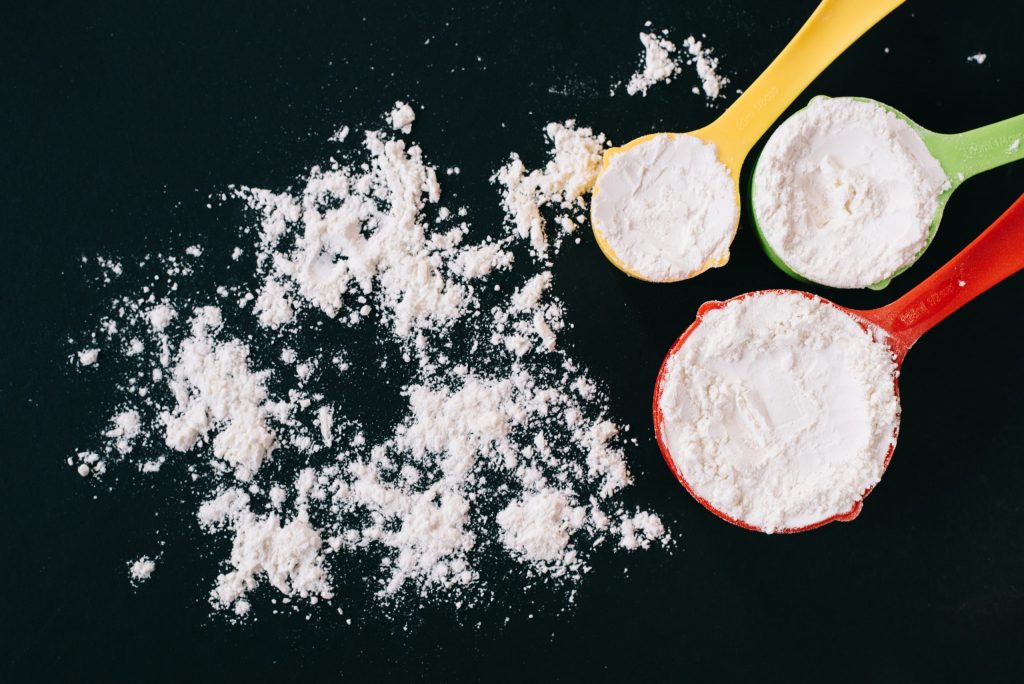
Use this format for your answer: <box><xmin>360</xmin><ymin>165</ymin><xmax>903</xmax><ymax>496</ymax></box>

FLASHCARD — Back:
<box><xmin>592</xmin><ymin>134</ymin><xmax>737</xmax><ymax>281</ymax></box>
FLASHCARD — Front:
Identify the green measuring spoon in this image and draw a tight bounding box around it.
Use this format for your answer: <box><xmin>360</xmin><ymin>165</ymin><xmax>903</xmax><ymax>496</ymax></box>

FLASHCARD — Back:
<box><xmin>751</xmin><ymin>96</ymin><xmax>1024</xmax><ymax>290</ymax></box>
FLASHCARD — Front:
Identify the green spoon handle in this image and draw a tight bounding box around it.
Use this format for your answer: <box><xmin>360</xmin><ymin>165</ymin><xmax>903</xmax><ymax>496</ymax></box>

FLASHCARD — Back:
<box><xmin>927</xmin><ymin>113</ymin><xmax>1024</xmax><ymax>185</ymax></box>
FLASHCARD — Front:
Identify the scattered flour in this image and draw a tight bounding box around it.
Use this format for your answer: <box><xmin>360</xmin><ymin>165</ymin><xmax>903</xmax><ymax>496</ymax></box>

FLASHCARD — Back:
<box><xmin>591</xmin><ymin>133</ymin><xmax>738</xmax><ymax>281</ymax></box>
<box><xmin>752</xmin><ymin>97</ymin><xmax>949</xmax><ymax>288</ymax></box>
<box><xmin>967</xmin><ymin>53</ymin><xmax>987</xmax><ymax>64</ymax></box>
<box><xmin>494</xmin><ymin>121</ymin><xmax>607</xmax><ymax>255</ymax></box>
<box><xmin>657</xmin><ymin>292</ymin><xmax>900</xmax><ymax>533</ymax></box>
<box><xmin>72</xmin><ymin>101</ymin><xmax>668</xmax><ymax>619</ymax></box>
<box><xmin>623</xmin><ymin>27</ymin><xmax>728</xmax><ymax>101</ymax></box>
<box><xmin>682</xmin><ymin>35</ymin><xmax>728</xmax><ymax>100</ymax></box>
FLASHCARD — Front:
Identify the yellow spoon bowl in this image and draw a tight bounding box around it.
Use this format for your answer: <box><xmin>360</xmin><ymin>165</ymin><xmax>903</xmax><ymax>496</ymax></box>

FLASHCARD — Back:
<box><xmin>592</xmin><ymin>0</ymin><xmax>905</xmax><ymax>283</ymax></box>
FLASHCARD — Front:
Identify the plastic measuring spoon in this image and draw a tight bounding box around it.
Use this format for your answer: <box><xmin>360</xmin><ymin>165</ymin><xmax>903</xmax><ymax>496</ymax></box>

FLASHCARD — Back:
<box><xmin>591</xmin><ymin>0</ymin><xmax>905</xmax><ymax>283</ymax></box>
<box><xmin>752</xmin><ymin>96</ymin><xmax>1024</xmax><ymax>290</ymax></box>
<box><xmin>653</xmin><ymin>193</ymin><xmax>1024</xmax><ymax>533</ymax></box>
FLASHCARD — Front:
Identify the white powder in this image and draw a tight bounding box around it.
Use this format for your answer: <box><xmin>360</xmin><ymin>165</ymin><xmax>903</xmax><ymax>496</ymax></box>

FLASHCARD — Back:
<box><xmin>967</xmin><ymin>53</ymin><xmax>987</xmax><ymax>64</ymax></box>
<box><xmin>77</xmin><ymin>348</ymin><xmax>99</xmax><ymax>366</ymax></box>
<box><xmin>623</xmin><ymin>29</ymin><xmax>727</xmax><ymax>102</ymax></box>
<box><xmin>591</xmin><ymin>133</ymin><xmax>737</xmax><ymax>281</ymax></box>
<box><xmin>199</xmin><ymin>490</ymin><xmax>332</xmax><ymax>607</ymax></box>
<box><xmin>161</xmin><ymin>308</ymin><xmax>277</xmax><ymax>481</ymax></box>
<box><xmin>753</xmin><ymin>97</ymin><xmax>950</xmax><ymax>288</ymax></box>
<box><xmin>148</xmin><ymin>304</ymin><xmax>176</xmax><ymax>331</ymax></box>
<box><xmin>617</xmin><ymin>511</ymin><xmax>666</xmax><ymax>550</ymax></box>
<box><xmin>626</xmin><ymin>32</ymin><xmax>680</xmax><ymax>96</ymax></box>
<box><xmin>330</xmin><ymin>125</ymin><xmax>350</xmax><ymax>142</ymax></box>
<box><xmin>450</xmin><ymin>242</ymin><xmax>514</xmax><ymax>279</ymax></box>
<box><xmin>240</xmin><ymin>126</ymin><xmax>466</xmax><ymax>338</ymax></box>
<box><xmin>129</xmin><ymin>555</ymin><xmax>156</xmax><ymax>584</ymax></box>
<box><xmin>254</xmin><ymin>279</ymin><xmax>294</xmax><ymax>328</ymax></box>
<box><xmin>72</xmin><ymin>102</ymin><xmax>668</xmax><ymax>618</ymax></box>
<box><xmin>682</xmin><ymin>35</ymin><xmax>728</xmax><ymax>100</ymax></box>
<box><xmin>494</xmin><ymin>121</ymin><xmax>607</xmax><ymax>255</ymax></box>
<box><xmin>105</xmin><ymin>409</ymin><xmax>140</xmax><ymax>454</ymax></box>
<box><xmin>389</xmin><ymin>100</ymin><xmax>416</xmax><ymax>133</ymax></box>
<box><xmin>498</xmin><ymin>490</ymin><xmax>586</xmax><ymax>567</ymax></box>
<box><xmin>657</xmin><ymin>292</ymin><xmax>900</xmax><ymax>533</ymax></box>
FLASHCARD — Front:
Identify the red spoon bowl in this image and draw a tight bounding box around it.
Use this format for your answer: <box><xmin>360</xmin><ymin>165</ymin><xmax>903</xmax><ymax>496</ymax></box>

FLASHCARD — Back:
<box><xmin>653</xmin><ymin>192</ymin><xmax>1024</xmax><ymax>533</ymax></box>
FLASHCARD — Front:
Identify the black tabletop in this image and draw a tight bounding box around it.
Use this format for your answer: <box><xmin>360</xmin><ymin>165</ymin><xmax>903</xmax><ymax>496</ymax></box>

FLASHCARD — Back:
<box><xmin>4</xmin><ymin>0</ymin><xmax>1024</xmax><ymax>680</ymax></box>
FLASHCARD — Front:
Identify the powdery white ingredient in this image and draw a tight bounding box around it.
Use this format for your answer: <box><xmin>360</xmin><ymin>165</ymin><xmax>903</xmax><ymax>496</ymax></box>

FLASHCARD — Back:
<box><xmin>161</xmin><ymin>308</ymin><xmax>277</xmax><ymax>481</ymax></box>
<box><xmin>682</xmin><ymin>35</ymin><xmax>728</xmax><ymax>100</ymax></box>
<box><xmin>658</xmin><ymin>292</ymin><xmax>900</xmax><ymax>533</ymax></box>
<box><xmin>967</xmin><ymin>53</ymin><xmax>987</xmax><ymax>64</ymax></box>
<box><xmin>254</xmin><ymin>279</ymin><xmax>294</xmax><ymax>328</ymax></box>
<box><xmin>78</xmin><ymin>348</ymin><xmax>99</xmax><ymax>366</ymax></box>
<box><xmin>494</xmin><ymin>121</ymin><xmax>607</xmax><ymax>255</ymax></box>
<box><xmin>623</xmin><ymin>28</ymin><xmax>727</xmax><ymax>102</ymax></box>
<box><xmin>498</xmin><ymin>490</ymin><xmax>586</xmax><ymax>569</ymax></box>
<box><xmin>592</xmin><ymin>133</ymin><xmax>737</xmax><ymax>281</ymax></box>
<box><xmin>199</xmin><ymin>490</ymin><xmax>332</xmax><ymax>607</ymax></box>
<box><xmin>148</xmin><ymin>304</ymin><xmax>176</xmax><ymax>331</ymax></box>
<box><xmin>129</xmin><ymin>556</ymin><xmax>156</xmax><ymax>584</ymax></box>
<box><xmin>105</xmin><ymin>409</ymin><xmax>141</xmax><ymax>454</ymax></box>
<box><xmin>753</xmin><ymin>97</ymin><xmax>950</xmax><ymax>288</ymax></box>
<box><xmin>389</xmin><ymin>101</ymin><xmax>416</xmax><ymax>133</ymax></box>
<box><xmin>239</xmin><ymin>125</ymin><xmax>466</xmax><ymax>338</ymax></box>
<box><xmin>72</xmin><ymin>103</ymin><xmax>668</xmax><ymax>618</ymax></box>
<box><xmin>626</xmin><ymin>32</ymin><xmax>680</xmax><ymax>96</ymax></box>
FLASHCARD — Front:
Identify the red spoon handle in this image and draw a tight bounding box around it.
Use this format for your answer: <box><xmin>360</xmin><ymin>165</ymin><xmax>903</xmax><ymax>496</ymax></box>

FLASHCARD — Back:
<box><xmin>862</xmin><ymin>193</ymin><xmax>1024</xmax><ymax>354</ymax></box>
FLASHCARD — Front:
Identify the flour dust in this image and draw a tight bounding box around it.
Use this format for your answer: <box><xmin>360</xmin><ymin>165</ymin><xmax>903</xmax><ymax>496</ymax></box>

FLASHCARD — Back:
<box><xmin>69</xmin><ymin>102</ymin><xmax>670</xmax><ymax>622</ymax></box>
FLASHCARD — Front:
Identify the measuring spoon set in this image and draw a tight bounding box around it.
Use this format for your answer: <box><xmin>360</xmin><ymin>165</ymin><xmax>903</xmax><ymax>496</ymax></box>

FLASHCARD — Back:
<box><xmin>597</xmin><ymin>0</ymin><xmax>1024</xmax><ymax>532</ymax></box>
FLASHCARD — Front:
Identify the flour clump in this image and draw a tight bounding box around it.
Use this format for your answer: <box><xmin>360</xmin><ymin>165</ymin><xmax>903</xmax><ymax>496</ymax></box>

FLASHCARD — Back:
<box><xmin>626</xmin><ymin>32</ymin><xmax>680</xmax><ymax>96</ymax></box>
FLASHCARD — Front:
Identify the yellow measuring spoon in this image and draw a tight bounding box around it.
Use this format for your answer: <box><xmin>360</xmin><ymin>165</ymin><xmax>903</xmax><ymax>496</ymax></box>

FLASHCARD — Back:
<box><xmin>591</xmin><ymin>0</ymin><xmax>905</xmax><ymax>283</ymax></box>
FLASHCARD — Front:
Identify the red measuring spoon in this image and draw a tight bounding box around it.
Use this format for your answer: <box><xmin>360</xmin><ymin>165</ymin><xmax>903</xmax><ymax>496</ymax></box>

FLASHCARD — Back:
<box><xmin>653</xmin><ymin>193</ymin><xmax>1024</xmax><ymax>533</ymax></box>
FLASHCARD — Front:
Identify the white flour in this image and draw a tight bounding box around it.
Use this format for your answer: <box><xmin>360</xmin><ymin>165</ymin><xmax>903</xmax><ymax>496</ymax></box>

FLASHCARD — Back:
<box><xmin>71</xmin><ymin>102</ymin><xmax>668</xmax><ymax>619</ymax></box>
<box><xmin>77</xmin><ymin>348</ymin><xmax>99</xmax><ymax>366</ymax></box>
<box><xmin>494</xmin><ymin>121</ymin><xmax>606</xmax><ymax>255</ymax></box>
<box><xmin>682</xmin><ymin>36</ymin><xmax>728</xmax><ymax>100</ymax></box>
<box><xmin>658</xmin><ymin>292</ymin><xmax>900</xmax><ymax>533</ymax></box>
<box><xmin>591</xmin><ymin>133</ymin><xmax>737</xmax><ymax>281</ymax></box>
<box><xmin>753</xmin><ymin>97</ymin><xmax>949</xmax><ymax>288</ymax></box>
<box><xmin>623</xmin><ymin>28</ymin><xmax>728</xmax><ymax>101</ymax></box>
<box><xmin>129</xmin><ymin>556</ymin><xmax>157</xmax><ymax>584</ymax></box>
<box><xmin>626</xmin><ymin>32</ymin><xmax>680</xmax><ymax>96</ymax></box>
<box><xmin>389</xmin><ymin>100</ymin><xmax>416</xmax><ymax>133</ymax></box>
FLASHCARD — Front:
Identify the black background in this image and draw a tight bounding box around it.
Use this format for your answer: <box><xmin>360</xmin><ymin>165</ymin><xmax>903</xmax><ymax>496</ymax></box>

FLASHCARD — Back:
<box><xmin>4</xmin><ymin>0</ymin><xmax>1024</xmax><ymax>680</ymax></box>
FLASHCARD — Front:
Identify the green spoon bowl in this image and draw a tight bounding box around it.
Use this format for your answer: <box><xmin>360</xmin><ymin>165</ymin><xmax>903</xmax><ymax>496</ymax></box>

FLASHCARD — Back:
<box><xmin>751</xmin><ymin>95</ymin><xmax>1024</xmax><ymax>290</ymax></box>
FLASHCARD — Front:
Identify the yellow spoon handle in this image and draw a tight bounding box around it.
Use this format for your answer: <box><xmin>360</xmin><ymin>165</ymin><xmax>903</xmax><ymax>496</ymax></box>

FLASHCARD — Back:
<box><xmin>701</xmin><ymin>0</ymin><xmax>904</xmax><ymax>172</ymax></box>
